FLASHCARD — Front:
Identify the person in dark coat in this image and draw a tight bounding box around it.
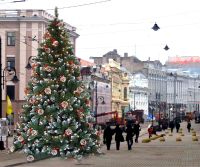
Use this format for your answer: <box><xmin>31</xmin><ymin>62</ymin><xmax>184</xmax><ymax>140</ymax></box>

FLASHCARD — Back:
<box><xmin>169</xmin><ymin>121</ymin><xmax>175</xmax><ymax>133</ymax></box>
<box><xmin>133</xmin><ymin>121</ymin><xmax>141</xmax><ymax>143</ymax></box>
<box><xmin>103</xmin><ymin>125</ymin><xmax>113</xmax><ymax>150</ymax></box>
<box><xmin>187</xmin><ymin>120</ymin><xmax>191</xmax><ymax>132</ymax></box>
<box><xmin>162</xmin><ymin>120</ymin><xmax>168</xmax><ymax>131</ymax></box>
<box><xmin>125</xmin><ymin>124</ymin><xmax>134</xmax><ymax>150</ymax></box>
<box><xmin>114</xmin><ymin>124</ymin><xmax>123</xmax><ymax>150</ymax></box>
<box><xmin>175</xmin><ymin>121</ymin><xmax>180</xmax><ymax>133</ymax></box>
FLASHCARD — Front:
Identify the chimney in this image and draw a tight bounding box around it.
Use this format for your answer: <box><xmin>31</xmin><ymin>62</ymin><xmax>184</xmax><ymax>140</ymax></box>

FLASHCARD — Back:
<box><xmin>124</xmin><ymin>53</ymin><xmax>128</xmax><ymax>57</ymax></box>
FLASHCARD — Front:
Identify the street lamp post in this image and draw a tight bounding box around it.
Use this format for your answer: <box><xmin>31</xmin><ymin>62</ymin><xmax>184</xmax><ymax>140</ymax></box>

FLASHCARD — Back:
<box><xmin>174</xmin><ymin>74</ymin><xmax>177</xmax><ymax>121</ymax></box>
<box><xmin>170</xmin><ymin>73</ymin><xmax>177</xmax><ymax>121</ymax></box>
<box><xmin>152</xmin><ymin>105</ymin><xmax>154</xmax><ymax>125</ymax></box>
<box><xmin>157</xmin><ymin>93</ymin><xmax>161</xmax><ymax>130</ymax></box>
<box><xmin>0</xmin><ymin>66</ymin><xmax>19</xmax><ymax>118</ymax></box>
<box><xmin>1</xmin><ymin>38</ymin><xmax>19</xmax><ymax>118</ymax></box>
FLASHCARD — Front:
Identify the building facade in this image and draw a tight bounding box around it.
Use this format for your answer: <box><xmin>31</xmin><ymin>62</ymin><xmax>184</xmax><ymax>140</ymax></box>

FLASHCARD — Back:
<box><xmin>91</xmin><ymin>49</ymin><xmax>200</xmax><ymax>122</ymax></box>
<box><xmin>80</xmin><ymin>64</ymin><xmax>111</xmax><ymax>125</ymax></box>
<box><xmin>0</xmin><ymin>9</ymin><xmax>79</xmax><ymax>122</ymax></box>
<box><xmin>129</xmin><ymin>72</ymin><xmax>148</xmax><ymax>116</ymax></box>
<box><xmin>104</xmin><ymin>59</ymin><xmax>129</xmax><ymax>124</ymax></box>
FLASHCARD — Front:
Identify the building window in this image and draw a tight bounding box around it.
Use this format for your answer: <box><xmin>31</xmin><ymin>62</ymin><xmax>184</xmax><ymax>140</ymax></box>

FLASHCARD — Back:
<box><xmin>7</xmin><ymin>32</ymin><xmax>16</xmax><ymax>46</ymax></box>
<box><xmin>124</xmin><ymin>87</ymin><xmax>127</xmax><ymax>101</ymax></box>
<box><xmin>7</xmin><ymin>57</ymin><xmax>15</xmax><ymax>70</ymax></box>
<box><xmin>6</xmin><ymin>85</ymin><xmax>15</xmax><ymax>100</ymax></box>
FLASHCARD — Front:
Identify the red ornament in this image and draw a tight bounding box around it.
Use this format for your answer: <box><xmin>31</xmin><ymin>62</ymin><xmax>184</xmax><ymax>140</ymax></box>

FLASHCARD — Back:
<box><xmin>43</xmin><ymin>32</ymin><xmax>51</xmax><ymax>39</ymax></box>
<box><xmin>24</xmin><ymin>88</ymin><xmax>30</xmax><ymax>95</ymax></box>
<box><xmin>69</xmin><ymin>60</ymin><xmax>74</xmax><ymax>65</ymax></box>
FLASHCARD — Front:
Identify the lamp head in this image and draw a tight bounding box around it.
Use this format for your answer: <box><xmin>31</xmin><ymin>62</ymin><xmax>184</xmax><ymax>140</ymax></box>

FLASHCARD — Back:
<box><xmin>152</xmin><ymin>23</ymin><xmax>160</xmax><ymax>31</ymax></box>
<box><xmin>25</xmin><ymin>63</ymin><xmax>32</xmax><ymax>70</ymax></box>
<box><xmin>11</xmin><ymin>75</ymin><xmax>19</xmax><ymax>83</ymax></box>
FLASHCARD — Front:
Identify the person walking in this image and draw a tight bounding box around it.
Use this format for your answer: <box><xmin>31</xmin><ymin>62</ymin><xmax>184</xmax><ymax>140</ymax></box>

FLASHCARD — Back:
<box><xmin>133</xmin><ymin>121</ymin><xmax>141</xmax><ymax>143</ymax></box>
<box><xmin>187</xmin><ymin>120</ymin><xmax>191</xmax><ymax>133</ymax></box>
<box><xmin>175</xmin><ymin>121</ymin><xmax>180</xmax><ymax>133</ymax></box>
<box><xmin>114</xmin><ymin>124</ymin><xmax>124</xmax><ymax>150</ymax></box>
<box><xmin>103</xmin><ymin>124</ymin><xmax>114</xmax><ymax>150</ymax></box>
<box><xmin>148</xmin><ymin>124</ymin><xmax>153</xmax><ymax>138</ymax></box>
<box><xmin>169</xmin><ymin>120</ymin><xmax>175</xmax><ymax>133</ymax></box>
<box><xmin>125</xmin><ymin>123</ymin><xmax>134</xmax><ymax>150</ymax></box>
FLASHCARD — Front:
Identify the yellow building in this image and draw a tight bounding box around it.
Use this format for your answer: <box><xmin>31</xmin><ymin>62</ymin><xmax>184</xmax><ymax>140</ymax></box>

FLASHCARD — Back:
<box><xmin>105</xmin><ymin>59</ymin><xmax>129</xmax><ymax>123</ymax></box>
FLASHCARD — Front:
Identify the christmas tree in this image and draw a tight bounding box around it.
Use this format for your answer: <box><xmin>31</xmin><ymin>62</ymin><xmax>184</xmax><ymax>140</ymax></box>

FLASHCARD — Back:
<box><xmin>11</xmin><ymin>8</ymin><xmax>101</xmax><ymax>162</ymax></box>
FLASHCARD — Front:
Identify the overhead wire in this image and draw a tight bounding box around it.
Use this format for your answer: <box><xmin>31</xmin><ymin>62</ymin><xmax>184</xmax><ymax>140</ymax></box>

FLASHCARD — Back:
<box><xmin>45</xmin><ymin>0</ymin><xmax>111</xmax><ymax>10</ymax></box>
<box><xmin>1</xmin><ymin>1</ymin><xmax>200</xmax><ymax>55</ymax></box>
<box><xmin>0</xmin><ymin>0</ymin><xmax>25</xmax><ymax>4</ymax></box>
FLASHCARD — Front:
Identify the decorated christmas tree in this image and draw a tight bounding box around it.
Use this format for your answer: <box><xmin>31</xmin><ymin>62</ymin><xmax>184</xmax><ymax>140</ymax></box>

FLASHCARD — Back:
<box><xmin>11</xmin><ymin>8</ymin><xmax>101</xmax><ymax>162</ymax></box>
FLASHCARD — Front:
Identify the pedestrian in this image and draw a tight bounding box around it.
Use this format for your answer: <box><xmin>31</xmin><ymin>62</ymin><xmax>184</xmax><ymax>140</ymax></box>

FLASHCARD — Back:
<box><xmin>187</xmin><ymin>120</ymin><xmax>191</xmax><ymax>133</ymax></box>
<box><xmin>125</xmin><ymin>123</ymin><xmax>134</xmax><ymax>150</ymax></box>
<box><xmin>175</xmin><ymin>121</ymin><xmax>180</xmax><ymax>133</ymax></box>
<box><xmin>114</xmin><ymin>124</ymin><xmax>124</xmax><ymax>150</ymax></box>
<box><xmin>103</xmin><ymin>124</ymin><xmax>114</xmax><ymax>150</ymax></box>
<box><xmin>133</xmin><ymin>121</ymin><xmax>141</xmax><ymax>143</ymax></box>
<box><xmin>0</xmin><ymin>136</ymin><xmax>5</xmax><ymax>150</ymax></box>
<box><xmin>147</xmin><ymin>124</ymin><xmax>153</xmax><ymax>138</ymax></box>
<box><xmin>169</xmin><ymin>120</ymin><xmax>175</xmax><ymax>133</ymax></box>
<box><xmin>162</xmin><ymin>120</ymin><xmax>168</xmax><ymax>131</ymax></box>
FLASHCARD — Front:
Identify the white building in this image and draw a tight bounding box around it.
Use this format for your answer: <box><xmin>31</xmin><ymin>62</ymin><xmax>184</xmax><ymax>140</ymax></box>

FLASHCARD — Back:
<box><xmin>129</xmin><ymin>72</ymin><xmax>148</xmax><ymax>116</ymax></box>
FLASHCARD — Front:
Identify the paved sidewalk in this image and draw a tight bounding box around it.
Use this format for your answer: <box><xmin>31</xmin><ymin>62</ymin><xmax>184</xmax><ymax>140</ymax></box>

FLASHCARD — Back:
<box><xmin>0</xmin><ymin>120</ymin><xmax>200</xmax><ymax>167</ymax></box>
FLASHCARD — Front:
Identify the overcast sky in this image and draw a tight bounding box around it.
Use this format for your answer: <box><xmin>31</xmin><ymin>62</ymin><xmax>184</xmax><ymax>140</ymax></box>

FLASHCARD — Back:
<box><xmin>1</xmin><ymin>0</ymin><xmax>200</xmax><ymax>64</ymax></box>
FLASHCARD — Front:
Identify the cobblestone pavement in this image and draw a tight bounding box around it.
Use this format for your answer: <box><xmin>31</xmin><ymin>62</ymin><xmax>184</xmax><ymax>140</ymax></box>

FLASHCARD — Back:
<box><xmin>0</xmin><ymin>121</ymin><xmax>200</xmax><ymax>167</ymax></box>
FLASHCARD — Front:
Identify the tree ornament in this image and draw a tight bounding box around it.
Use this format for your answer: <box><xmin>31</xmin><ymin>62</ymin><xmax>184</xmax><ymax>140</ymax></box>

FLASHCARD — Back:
<box><xmin>65</xmin><ymin>128</ymin><xmax>72</xmax><ymax>136</ymax></box>
<box><xmin>60</xmin><ymin>76</ymin><xmax>66</xmax><ymax>82</ymax></box>
<box><xmin>31</xmin><ymin>130</ymin><xmax>38</xmax><ymax>136</ymax></box>
<box><xmin>50</xmin><ymin>96</ymin><xmax>56</xmax><ymax>102</ymax></box>
<box><xmin>37</xmin><ymin>109</ymin><xmax>44</xmax><ymax>115</ymax></box>
<box><xmin>51</xmin><ymin>149</ymin><xmax>58</xmax><ymax>156</ymax></box>
<box><xmin>80</xmin><ymin>139</ymin><xmax>87</xmax><ymax>146</ymax></box>
<box><xmin>43</xmin><ymin>65</ymin><xmax>52</xmax><ymax>72</ymax></box>
<box><xmin>44</xmin><ymin>46</ymin><xmax>51</xmax><ymax>53</ymax></box>
<box><xmin>24</xmin><ymin>87</ymin><xmax>30</xmax><ymax>95</ymax></box>
<box><xmin>43</xmin><ymin>31</ymin><xmax>51</xmax><ymax>39</ymax></box>
<box><xmin>60</xmin><ymin>101</ymin><xmax>69</xmax><ymax>109</ymax></box>
<box><xmin>27</xmin><ymin>155</ymin><xmax>35</xmax><ymax>162</ymax></box>
<box><xmin>52</xmin><ymin>40</ymin><xmax>59</xmax><ymax>47</ymax></box>
<box><xmin>18</xmin><ymin>136</ymin><xmax>24</xmax><ymax>142</ymax></box>
<box><xmin>44</xmin><ymin>87</ymin><xmax>51</xmax><ymax>95</ymax></box>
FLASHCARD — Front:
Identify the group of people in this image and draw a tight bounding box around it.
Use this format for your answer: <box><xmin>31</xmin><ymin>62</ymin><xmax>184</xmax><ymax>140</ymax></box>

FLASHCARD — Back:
<box><xmin>169</xmin><ymin>119</ymin><xmax>191</xmax><ymax>133</ymax></box>
<box><xmin>169</xmin><ymin>120</ymin><xmax>180</xmax><ymax>133</ymax></box>
<box><xmin>103</xmin><ymin>121</ymin><xmax>141</xmax><ymax>151</ymax></box>
<box><xmin>103</xmin><ymin>119</ymin><xmax>192</xmax><ymax>151</ymax></box>
<box><xmin>147</xmin><ymin>119</ymin><xmax>192</xmax><ymax>138</ymax></box>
